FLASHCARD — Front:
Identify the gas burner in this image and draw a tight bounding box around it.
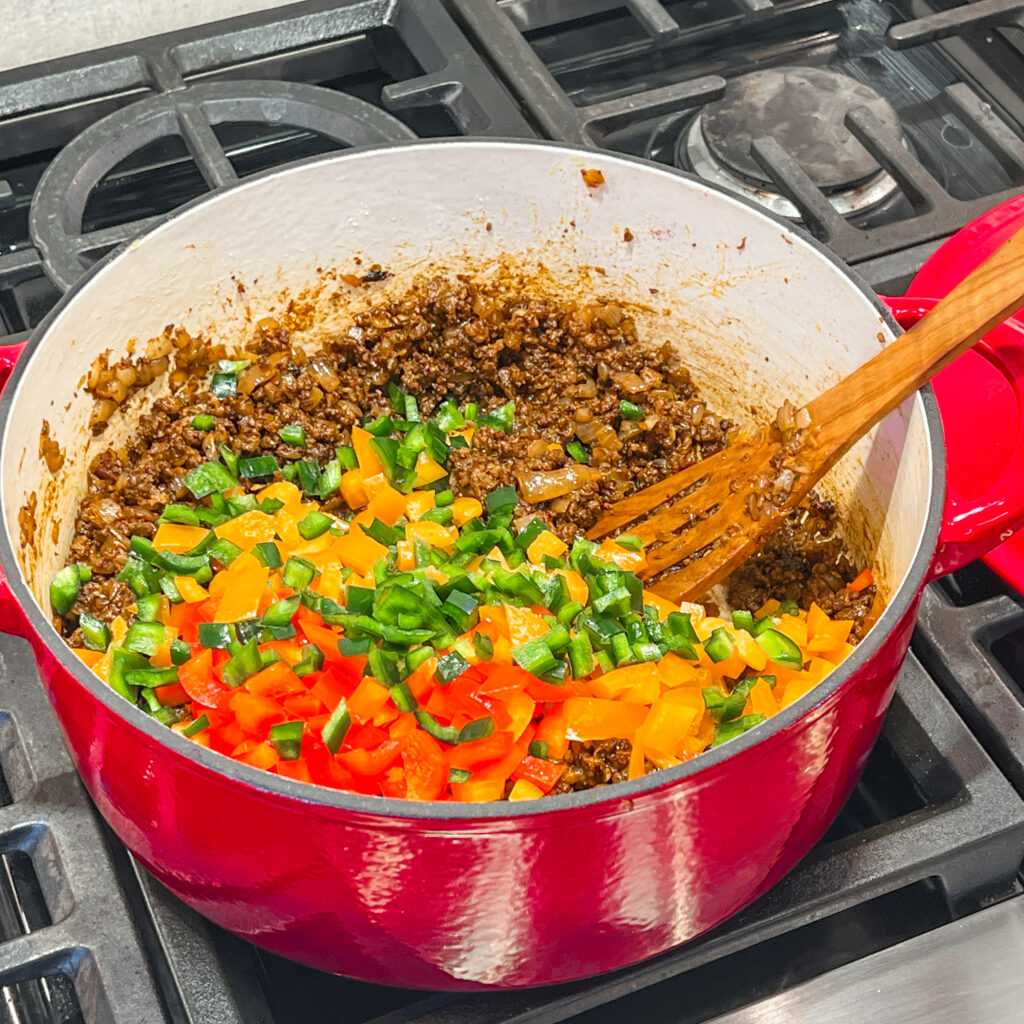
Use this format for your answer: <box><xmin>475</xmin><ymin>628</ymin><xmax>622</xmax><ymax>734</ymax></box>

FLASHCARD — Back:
<box><xmin>29</xmin><ymin>81</ymin><xmax>417</xmax><ymax>293</ymax></box>
<box><xmin>681</xmin><ymin>67</ymin><xmax>902</xmax><ymax>220</ymax></box>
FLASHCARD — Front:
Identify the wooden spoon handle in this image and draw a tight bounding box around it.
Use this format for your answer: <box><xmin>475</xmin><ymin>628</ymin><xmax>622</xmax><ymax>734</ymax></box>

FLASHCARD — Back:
<box><xmin>804</xmin><ymin>221</ymin><xmax>1024</xmax><ymax>467</ymax></box>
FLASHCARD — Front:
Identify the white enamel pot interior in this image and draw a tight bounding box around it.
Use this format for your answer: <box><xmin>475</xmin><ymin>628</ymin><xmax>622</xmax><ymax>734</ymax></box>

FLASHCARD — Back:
<box><xmin>0</xmin><ymin>138</ymin><xmax>935</xmax><ymax>781</ymax></box>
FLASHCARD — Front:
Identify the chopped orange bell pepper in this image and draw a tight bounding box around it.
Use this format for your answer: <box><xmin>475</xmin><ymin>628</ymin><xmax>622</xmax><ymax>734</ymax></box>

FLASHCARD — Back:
<box><xmin>534</xmin><ymin>706</ymin><xmax>569</xmax><ymax>759</ymax></box>
<box><xmin>526</xmin><ymin>531</ymin><xmax>568</xmax><ymax>565</ymax></box>
<box><xmin>588</xmin><ymin>662</ymin><xmax>660</xmax><ymax>702</ymax></box>
<box><xmin>504</xmin><ymin>690</ymin><xmax>537</xmax><ymax>740</ymax></box>
<box><xmin>296</xmin><ymin>617</ymin><xmax>347</xmax><ymax>664</ymax></box>
<box><xmin>276</xmin><ymin>758</ymin><xmax>313</xmax><ymax>783</ymax></box>
<box><xmin>257</xmin><ymin>481</ymin><xmax>302</xmax><ymax>507</ymax></box>
<box><xmin>213</xmin><ymin>554</ymin><xmax>269</xmax><ymax>623</ymax></box>
<box><xmin>314</xmin><ymin>565</ymin><xmax>345</xmax><ymax>603</ymax></box>
<box><xmin>746</xmin><ymin>677</ymin><xmax>779</xmax><ymax>719</ymax></box>
<box><xmin>734</xmin><ymin>629</ymin><xmax>769</xmax><ymax>672</ymax></box>
<box><xmin>405</xmin><ymin>489</ymin><xmax>436</xmax><ymax>521</ymax></box>
<box><xmin>642</xmin><ymin>590</ymin><xmax>678</xmax><ymax>621</ymax></box>
<box><xmin>640</xmin><ymin>698</ymin><xmax>699</xmax><ymax>757</ymax></box>
<box><xmin>73</xmin><ymin>648</ymin><xmax>103</xmax><ymax>669</ymax></box>
<box><xmin>340</xmin><ymin>468</ymin><xmax>369</xmax><ymax>510</ymax></box>
<box><xmin>657</xmin><ymin>651</ymin><xmax>704</xmax><ymax>688</ymax></box>
<box><xmin>213</xmin><ymin>510</ymin><xmax>277</xmax><ymax>551</ymax></box>
<box><xmin>776</xmin><ymin>614</ymin><xmax>808</xmax><ymax>648</ymax></box>
<box><xmin>806</xmin><ymin>609</ymin><xmax>853</xmax><ymax>653</ymax></box>
<box><xmin>351</xmin><ymin>425</ymin><xmax>384</xmax><ymax>475</ymax></box>
<box><xmin>153</xmin><ymin>523</ymin><xmax>210</xmax><ymax>554</ymax></box>
<box><xmin>508</xmin><ymin>778</ymin><xmax>544</xmax><ymax>801</ymax></box>
<box><xmin>451</xmin><ymin>497</ymin><xmax>483</xmax><ymax>527</ymax></box>
<box><xmin>451</xmin><ymin>778</ymin><xmax>506</xmax><ymax>802</ymax></box>
<box><xmin>366</xmin><ymin>483</ymin><xmax>409</xmax><ymax>527</ymax></box>
<box><xmin>560</xmin><ymin>569</ymin><xmax>589</xmax><ymax>606</ymax></box>
<box><xmin>333</xmin><ymin>531</ymin><xmax>388</xmax><ymax>575</ymax></box>
<box><xmin>779</xmin><ymin>672</ymin><xmax>819</xmax><ymax>708</ymax></box>
<box><xmin>564</xmin><ymin>697</ymin><xmax>648</xmax><ymax>742</ymax></box>
<box><xmin>595</xmin><ymin>539</ymin><xmax>647</xmax><ymax>573</ymax></box>
<box><xmin>234</xmin><ymin>740</ymin><xmax>280</xmax><ymax>771</ymax></box>
<box><xmin>413</xmin><ymin>451</ymin><xmax>447</xmax><ymax>487</ymax></box>
<box><xmin>153</xmin><ymin>683</ymin><xmax>189</xmax><ymax>707</ymax></box>
<box><xmin>406</xmin><ymin>520</ymin><xmax>458</xmax><ymax>550</ymax></box>
<box><xmin>846</xmin><ymin>568</ymin><xmax>874</xmax><ymax>593</ymax></box>
<box><xmin>174</xmin><ymin>576</ymin><xmax>209</xmax><ymax>604</ymax></box>
<box><xmin>504</xmin><ymin>604</ymin><xmax>549</xmax><ymax>646</ymax></box>
<box><xmin>395</xmin><ymin>540</ymin><xmax>415</xmax><ymax>571</ymax></box>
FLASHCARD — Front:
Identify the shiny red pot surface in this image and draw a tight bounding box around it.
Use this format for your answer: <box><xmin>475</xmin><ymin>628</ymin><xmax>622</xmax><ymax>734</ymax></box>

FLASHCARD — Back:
<box><xmin>1</xmin><ymin>142</ymin><xmax>1023</xmax><ymax>989</ymax></box>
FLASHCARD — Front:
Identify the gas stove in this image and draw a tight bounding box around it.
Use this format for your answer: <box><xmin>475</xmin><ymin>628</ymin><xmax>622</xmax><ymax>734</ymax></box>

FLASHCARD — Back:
<box><xmin>1</xmin><ymin>2</ymin><xmax>1024</xmax><ymax>1022</ymax></box>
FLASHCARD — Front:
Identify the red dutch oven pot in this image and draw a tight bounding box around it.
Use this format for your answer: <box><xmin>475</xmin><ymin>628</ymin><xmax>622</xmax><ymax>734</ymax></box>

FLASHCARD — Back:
<box><xmin>904</xmin><ymin>193</ymin><xmax>1024</xmax><ymax>591</ymax></box>
<box><xmin>1</xmin><ymin>141</ymin><xmax>1023</xmax><ymax>990</ymax></box>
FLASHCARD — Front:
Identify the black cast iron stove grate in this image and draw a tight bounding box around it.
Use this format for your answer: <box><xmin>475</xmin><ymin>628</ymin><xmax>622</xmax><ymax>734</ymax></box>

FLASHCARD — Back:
<box><xmin>2</xmin><ymin>2</ymin><xmax>1024</xmax><ymax>1021</ymax></box>
<box><xmin>916</xmin><ymin>561</ymin><xmax>1024</xmax><ymax>798</ymax></box>
<box><xmin>0</xmin><ymin>0</ymin><xmax>533</xmax><ymax>344</ymax></box>
<box><xmin>448</xmin><ymin>0</ymin><xmax>1024</xmax><ymax>282</ymax></box>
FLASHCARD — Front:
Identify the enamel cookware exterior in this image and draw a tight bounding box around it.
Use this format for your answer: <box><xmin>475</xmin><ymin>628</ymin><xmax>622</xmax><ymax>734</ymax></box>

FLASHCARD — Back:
<box><xmin>1</xmin><ymin>142</ymin><xmax>1023</xmax><ymax>989</ymax></box>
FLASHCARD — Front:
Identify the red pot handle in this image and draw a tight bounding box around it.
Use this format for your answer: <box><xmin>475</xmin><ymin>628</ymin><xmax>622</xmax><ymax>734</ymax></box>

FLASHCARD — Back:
<box><xmin>882</xmin><ymin>296</ymin><xmax>1024</xmax><ymax>578</ymax></box>
<box><xmin>0</xmin><ymin>341</ymin><xmax>28</xmax><ymax>635</ymax></box>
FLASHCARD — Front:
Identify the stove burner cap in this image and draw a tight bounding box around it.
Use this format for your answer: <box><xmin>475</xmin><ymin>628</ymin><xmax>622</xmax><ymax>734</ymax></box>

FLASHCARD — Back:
<box><xmin>700</xmin><ymin>67</ymin><xmax>900</xmax><ymax>192</ymax></box>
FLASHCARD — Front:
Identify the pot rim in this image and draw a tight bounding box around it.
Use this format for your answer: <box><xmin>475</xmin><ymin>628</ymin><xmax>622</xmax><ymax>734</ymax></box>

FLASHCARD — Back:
<box><xmin>0</xmin><ymin>137</ymin><xmax>944</xmax><ymax>821</ymax></box>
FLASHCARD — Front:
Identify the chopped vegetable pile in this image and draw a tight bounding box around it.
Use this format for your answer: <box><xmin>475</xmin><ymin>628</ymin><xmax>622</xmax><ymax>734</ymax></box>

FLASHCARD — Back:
<box><xmin>55</xmin><ymin>388</ymin><xmax>865</xmax><ymax>802</ymax></box>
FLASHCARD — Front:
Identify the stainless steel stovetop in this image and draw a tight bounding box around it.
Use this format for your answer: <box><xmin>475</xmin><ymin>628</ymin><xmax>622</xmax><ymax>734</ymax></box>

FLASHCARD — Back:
<box><xmin>1</xmin><ymin>3</ymin><xmax>1024</xmax><ymax>1022</ymax></box>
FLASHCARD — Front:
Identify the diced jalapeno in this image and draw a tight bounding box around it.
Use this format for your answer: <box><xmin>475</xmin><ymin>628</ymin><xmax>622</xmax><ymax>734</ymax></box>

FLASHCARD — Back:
<box><xmin>269</xmin><ymin>720</ymin><xmax>304</xmax><ymax>760</ymax></box>
<box><xmin>322</xmin><ymin>699</ymin><xmax>351</xmax><ymax>754</ymax></box>
<box><xmin>703</xmin><ymin>627</ymin><xmax>735</xmax><ymax>663</ymax></box>
<box><xmin>278</xmin><ymin>423</ymin><xmax>306</xmax><ymax>447</ymax></box>
<box><xmin>183</xmin><ymin>460</ymin><xmax>236</xmax><ymax>498</ymax></box>
<box><xmin>458</xmin><ymin>717</ymin><xmax>495</xmax><ymax>743</ymax></box>
<box><xmin>182</xmin><ymin>714</ymin><xmax>210</xmax><ymax>738</ymax></box>
<box><xmin>50</xmin><ymin>563</ymin><xmax>91</xmax><ymax>615</ymax></box>
<box><xmin>238</xmin><ymin>456</ymin><xmax>279</xmax><ymax>479</ymax></box>
<box><xmin>755</xmin><ymin>628</ymin><xmax>804</xmax><ymax>668</ymax></box>
<box><xmin>79</xmin><ymin>612</ymin><xmax>111</xmax><ymax>652</ymax></box>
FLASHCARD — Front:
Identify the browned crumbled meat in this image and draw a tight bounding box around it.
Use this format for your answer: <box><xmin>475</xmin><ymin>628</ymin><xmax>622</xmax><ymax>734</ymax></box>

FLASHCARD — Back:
<box><xmin>726</xmin><ymin>493</ymin><xmax>877</xmax><ymax>638</ymax></box>
<box><xmin>553</xmin><ymin>739</ymin><xmax>656</xmax><ymax>793</ymax></box>
<box><xmin>70</xmin><ymin>577</ymin><xmax>136</xmax><ymax>627</ymax></box>
<box><xmin>62</xmin><ymin>275</ymin><xmax>869</xmax><ymax>644</ymax></box>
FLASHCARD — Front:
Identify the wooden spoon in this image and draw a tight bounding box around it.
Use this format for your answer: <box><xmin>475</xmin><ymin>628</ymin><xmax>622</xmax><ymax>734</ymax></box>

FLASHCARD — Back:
<box><xmin>586</xmin><ymin>223</ymin><xmax>1024</xmax><ymax>603</ymax></box>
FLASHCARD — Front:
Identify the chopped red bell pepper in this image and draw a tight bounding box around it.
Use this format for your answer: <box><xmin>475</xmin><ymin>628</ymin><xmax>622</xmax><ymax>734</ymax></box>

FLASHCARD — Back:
<box><xmin>402</xmin><ymin>730</ymin><xmax>447</xmax><ymax>801</ymax></box>
<box><xmin>338</xmin><ymin>739</ymin><xmax>402</xmax><ymax>776</ymax></box>
<box><xmin>177</xmin><ymin>649</ymin><xmax>227</xmax><ymax>708</ymax></box>
<box><xmin>511</xmin><ymin>755</ymin><xmax>566</xmax><ymax>794</ymax></box>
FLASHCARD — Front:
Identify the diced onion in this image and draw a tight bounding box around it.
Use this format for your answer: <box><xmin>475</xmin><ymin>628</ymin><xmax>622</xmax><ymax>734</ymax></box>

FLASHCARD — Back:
<box><xmin>516</xmin><ymin>464</ymin><xmax>603</xmax><ymax>504</ymax></box>
<box><xmin>612</xmin><ymin>371</ymin><xmax>646</xmax><ymax>394</ymax></box>
<box><xmin>574</xmin><ymin>420</ymin><xmax>621</xmax><ymax>452</ymax></box>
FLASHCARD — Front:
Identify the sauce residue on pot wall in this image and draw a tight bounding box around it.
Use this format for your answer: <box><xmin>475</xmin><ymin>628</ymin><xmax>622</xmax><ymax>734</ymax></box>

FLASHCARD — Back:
<box><xmin>38</xmin><ymin>420</ymin><xmax>64</xmax><ymax>473</ymax></box>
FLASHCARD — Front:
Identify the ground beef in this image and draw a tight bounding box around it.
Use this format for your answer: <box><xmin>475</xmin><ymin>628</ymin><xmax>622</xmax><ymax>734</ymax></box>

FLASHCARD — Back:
<box><xmin>553</xmin><ymin>739</ymin><xmax>648</xmax><ymax>792</ymax></box>
<box><xmin>726</xmin><ymin>492</ymin><xmax>877</xmax><ymax>639</ymax></box>
<box><xmin>61</xmin><ymin>275</ymin><xmax>871</xmax><ymax>631</ymax></box>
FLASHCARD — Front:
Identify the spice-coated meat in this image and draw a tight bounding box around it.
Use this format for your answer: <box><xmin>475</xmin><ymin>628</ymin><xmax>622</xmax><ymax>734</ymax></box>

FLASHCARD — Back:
<box><xmin>63</xmin><ymin>276</ymin><xmax>874</xmax><ymax>639</ymax></box>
